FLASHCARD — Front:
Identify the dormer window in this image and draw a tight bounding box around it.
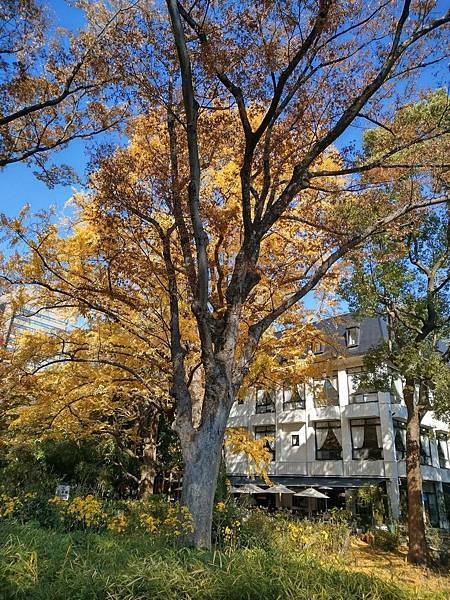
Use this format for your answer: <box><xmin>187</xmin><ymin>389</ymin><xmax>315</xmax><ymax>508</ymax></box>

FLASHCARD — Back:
<box><xmin>313</xmin><ymin>340</ymin><xmax>325</xmax><ymax>354</ymax></box>
<box><xmin>345</xmin><ymin>326</ymin><xmax>360</xmax><ymax>348</ymax></box>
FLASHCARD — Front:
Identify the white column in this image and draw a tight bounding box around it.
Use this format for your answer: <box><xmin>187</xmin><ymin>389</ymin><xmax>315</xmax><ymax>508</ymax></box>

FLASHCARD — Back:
<box><xmin>338</xmin><ymin>368</ymin><xmax>352</xmax><ymax>475</ymax></box>
<box><xmin>305</xmin><ymin>381</ymin><xmax>316</xmax><ymax>474</ymax></box>
<box><xmin>379</xmin><ymin>391</ymin><xmax>400</xmax><ymax>522</ymax></box>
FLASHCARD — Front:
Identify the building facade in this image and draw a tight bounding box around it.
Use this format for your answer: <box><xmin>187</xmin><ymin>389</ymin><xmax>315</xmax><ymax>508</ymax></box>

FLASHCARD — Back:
<box><xmin>0</xmin><ymin>300</ymin><xmax>69</xmax><ymax>350</ymax></box>
<box><xmin>226</xmin><ymin>316</ymin><xmax>450</xmax><ymax>529</ymax></box>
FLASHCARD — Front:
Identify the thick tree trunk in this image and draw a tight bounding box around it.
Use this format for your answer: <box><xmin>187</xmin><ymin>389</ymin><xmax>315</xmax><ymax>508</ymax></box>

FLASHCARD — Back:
<box><xmin>179</xmin><ymin>405</ymin><xmax>229</xmax><ymax>549</ymax></box>
<box><xmin>138</xmin><ymin>414</ymin><xmax>159</xmax><ymax>500</ymax></box>
<box><xmin>404</xmin><ymin>381</ymin><xmax>428</xmax><ymax>564</ymax></box>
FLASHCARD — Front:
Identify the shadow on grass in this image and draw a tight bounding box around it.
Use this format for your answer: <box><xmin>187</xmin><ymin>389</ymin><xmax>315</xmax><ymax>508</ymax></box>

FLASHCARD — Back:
<box><xmin>0</xmin><ymin>521</ymin><xmax>447</xmax><ymax>600</ymax></box>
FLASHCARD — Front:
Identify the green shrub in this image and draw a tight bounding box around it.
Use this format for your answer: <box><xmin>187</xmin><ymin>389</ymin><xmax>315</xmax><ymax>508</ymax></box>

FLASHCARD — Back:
<box><xmin>367</xmin><ymin>528</ymin><xmax>400</xmax><ymax>552</ymax></box>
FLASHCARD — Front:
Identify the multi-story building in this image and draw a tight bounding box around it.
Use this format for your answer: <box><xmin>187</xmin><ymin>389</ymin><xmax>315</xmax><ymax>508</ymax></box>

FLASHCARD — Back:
<box><xmin>226</xmin><ymin>315</ymin><xmax>450</xmax><ymax>529</ymax></box>
<box><xmin>0</xmin><ymin>300</ymin><xmax>69</xmax><ymax>349</ymax></box>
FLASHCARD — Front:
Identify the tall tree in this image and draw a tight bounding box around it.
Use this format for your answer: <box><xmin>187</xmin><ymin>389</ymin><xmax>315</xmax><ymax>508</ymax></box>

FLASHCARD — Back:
<box><xmin>1</xmin><ymin>1</ymin><xmax>449</xmax><ymax>548</ymax></box>
<box><xmin>340</xmin><ymin>203</ymin><xmax>450</xmax><ymax>564</ymax></box>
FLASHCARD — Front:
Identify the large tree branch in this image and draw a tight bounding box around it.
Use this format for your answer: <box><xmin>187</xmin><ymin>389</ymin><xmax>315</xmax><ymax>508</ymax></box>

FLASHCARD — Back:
<box><xmin>260</xmin><ymin>3</ymin><xmax>450</xmax><ymax>233</ymax></box>
<box><xmin>234</xmin><ymin>194</ymin><xmax>448</xmax><ymax>386</ymax></box>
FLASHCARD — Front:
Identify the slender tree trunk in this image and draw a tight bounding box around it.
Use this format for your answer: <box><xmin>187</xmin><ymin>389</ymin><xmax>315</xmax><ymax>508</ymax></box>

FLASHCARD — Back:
<box><xmin>178</xmin><ymin>403</ymin><xmax>229</xmax><ymax>549</ymax></box>
<box><xmin>404</xmin><ymin>380</ymin><xmax>428</xmax><ymax>564</ymax></box>
<box><xmin>138</xmin><ymin>414</ymin><xmax>159</xmax><ymax>500</ymax></box>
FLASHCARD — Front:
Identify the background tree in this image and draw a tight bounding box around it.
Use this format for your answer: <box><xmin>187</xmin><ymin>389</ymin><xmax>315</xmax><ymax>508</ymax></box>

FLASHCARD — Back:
<box><xmin>1</xmin><ymin>0</ymin><xmax>449</xmax><ymax>548</ymax></box>
<box><xmin>0</xmin><ymin>316</ymin><xmax>174</xmax><ymax>498</ymax></box>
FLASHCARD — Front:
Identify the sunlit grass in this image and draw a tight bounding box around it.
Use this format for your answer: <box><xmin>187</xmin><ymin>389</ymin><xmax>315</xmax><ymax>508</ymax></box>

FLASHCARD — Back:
<box><xmin>0</xmin><ymin>520</ymin><xmax>448</xmax><ymax>600</ymax></box>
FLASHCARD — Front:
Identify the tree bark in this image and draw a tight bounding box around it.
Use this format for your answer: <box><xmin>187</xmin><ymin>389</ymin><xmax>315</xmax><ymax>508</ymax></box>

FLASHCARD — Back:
<box><xmin>178</xmin><ymin>403</ymin><xmax>229</xmax><ymax>549</ymax></box>
<box><xmin>404</xmin><ymin>380</ymin><xmax>428</xmax><ymax>564</ymax></box>
<box><xmin>137</xmin><ymin>413</ymin><xmax>159</xmax><ymax>500</ymax></box>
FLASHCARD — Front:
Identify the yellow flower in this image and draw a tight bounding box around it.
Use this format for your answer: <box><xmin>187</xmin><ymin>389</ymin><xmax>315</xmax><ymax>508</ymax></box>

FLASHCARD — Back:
<box><xmin>108</xmin><ymin>513</ymin><xmax>128</xmax><ymax>534</ymax></box>
<box><xmin>216</xmin><ymin>501</ymin><xmax>226</xmax><ymax>512</ymax></box>
<box><xmin>140</xmin><ymin>513</ymin><xmax>158</xmax><ymax>533</ymax></box>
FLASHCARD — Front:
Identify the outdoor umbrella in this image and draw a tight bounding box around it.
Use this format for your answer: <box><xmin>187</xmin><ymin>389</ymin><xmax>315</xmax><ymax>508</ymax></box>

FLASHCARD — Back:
<box><xmin>265</xmin><ymin>484</ymin><xmax>295</xmax><ymax>508</ymax></box>
<box><xmin>295</xmin><ymin>487</ymin><xmax>330</xmax><ymax>513</ymax></box>
<box><xmin>295</xmin><ymin>487</ymin><xmax>330</xmax><ymax>498</ymax></box>
<box><xmin>233</xmin><ymin>483</ymin><xmax>266</xmax><ymax>494</ymax></box>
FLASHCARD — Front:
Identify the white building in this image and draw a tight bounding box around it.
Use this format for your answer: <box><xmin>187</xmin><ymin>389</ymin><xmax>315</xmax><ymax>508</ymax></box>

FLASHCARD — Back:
<box><xmin>0</xmin><ymin>300</ymin><xmax>69</xmax><ymax>350</ymax></box>
<box><xmin>226</xmin><ymin>315</ymin><xmax>450</xmax><ymax>529</ymax></box>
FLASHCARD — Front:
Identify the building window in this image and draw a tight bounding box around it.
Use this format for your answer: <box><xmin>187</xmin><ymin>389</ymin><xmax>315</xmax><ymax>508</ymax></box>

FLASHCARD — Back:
<box><xmin>393</xmin><ymin>420</ymin><xmax>406</xmax><ymax>460</ymax></box>
<box><xmin>255</xmin><ymin>389</ymin><xmax>276</xmax><ymax>414</ymax></box>
<box><xmin>282</xmin><ymin>384</ymin><xmax>306</xmax><ymax>411</ymax></box>
<box><xmin>423</xmin><ymin>482</ymin><xmax>440</xmax><ymax>527</ymax></box>
<box><xmin>420</xmin><ymin>428</ymin><xmax>433</xmax><ymax>466</ymax></box>
<box><xmin>315</xmin><ymin>420</ymin><xmax>342</xmax><ymax>460</ymax></box>
<box><xmin>313</xmin><ymin>372</ymin><xmax>339</xmax><ymax>407</ymax></box>
<box><xmin>347</xmin><ymin>367</ymin><xmax>378</xmax><ymax>403</ymax></box>
<box><xmin>345</xmin><ymin>326</ymin><xmax>360</xmax><ymax>348</ymax></box>
<box><xmin>437</xmin><ymin>432</ymin><xmax>450</xmax><ymax>469</ymax></box>
<box><xmin>291</xmin><ymin>434</ymin><xmax>300</xmax><ymax>447</ymax></box>
<box><xmin>255</xmin><ymin>425</ymin><xmax>276</xmax><ymax>461</ymax></box>
<box><xmin>351</xmin><ymin>418</ymin><xmax>383</xmax><ymax>460</ymax></box>
<box><xmin>313</xmin><ymin>340</ymin><xmax>325</xmax><ymax>354</ymax></box>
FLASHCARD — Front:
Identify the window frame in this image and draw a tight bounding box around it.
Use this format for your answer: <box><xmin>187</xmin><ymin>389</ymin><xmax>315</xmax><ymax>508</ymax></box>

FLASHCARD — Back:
<box><xmin>312</xmin><ymin>340</ymin><xmax>325</xmax><ymax>354</ymax></box>
<box><xmin>347</xmin><ymin>366</ymin><xmax>378</xmax><ymax>404</ymax></box>
<box><xmin>313</xmin><ymin>371</ymin><xmax>339</xmax><ymax>407</ymax></box>
<box><xmin>437</xmin><ymin>432</ymin><xmax>450</xmax><ymax>469</ymax></box>
<box><xmin>255</xmin><ymin>389</ymin><xmax>276</xmax><ymax>414</ymax></box>
<box><xmin>291</xmin><ymin>434</ymin><xmax>300</xmax><ymax>447</ymax></box>
<box><xmin>420</xmin><ymin>427</ymin><xmax>433</xmax><ymax>466</ymax></box>
<box><xmin>345</xmin><ymin>326</ymin><xmax>360</xmax><ymax>348</ymax></box>
<box><xmin>282</xmin><ymin>384</ymin><xmax>306</xmax><ymax>411</ymax></box>
<box><xmin>254</xmin><ymin>425</ymin><xmax>276</xmax><ymax>462</ymax></box>
<box><xmin>393</xmin><ymin>420</ymin><xmax>406</xmax><ymax>461</ymax></box>
<box><xmin>350</xmin><ymin>417</ymin><xmax>383</xmax><ymax>460</ymax></box>
<box><xmin>315</xmin><ymin>420</ymin><xmax>342</xmax><ymax>461</ymax></box>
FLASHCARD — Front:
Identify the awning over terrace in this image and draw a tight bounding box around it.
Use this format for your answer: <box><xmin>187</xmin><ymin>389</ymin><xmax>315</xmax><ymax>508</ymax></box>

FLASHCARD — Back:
<box><xmin>229</xmin><ymin>476</ymin><xmax>387</xmax><ymax>489</ymax></box>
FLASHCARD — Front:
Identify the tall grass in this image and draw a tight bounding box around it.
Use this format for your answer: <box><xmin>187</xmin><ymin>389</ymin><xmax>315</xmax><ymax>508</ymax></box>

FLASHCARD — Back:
<box><xmin>0</xmin><ymin>520</ymin><xmax>446</xmax><ymax>600</ymax></box>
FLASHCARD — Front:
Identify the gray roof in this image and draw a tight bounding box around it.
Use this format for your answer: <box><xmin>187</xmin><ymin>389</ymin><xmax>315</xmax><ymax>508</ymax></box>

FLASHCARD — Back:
<box><xmin>314</xmin><ymin>314</ymin><xmax>387</xmax><ymax>357</ymax></box>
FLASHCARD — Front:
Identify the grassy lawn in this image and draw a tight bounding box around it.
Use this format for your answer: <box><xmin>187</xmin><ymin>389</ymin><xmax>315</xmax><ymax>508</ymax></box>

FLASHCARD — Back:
<box><xmin>0</xmin><ymin>521</ymin><xmax>448</xmax><ymax>600</ymax></box>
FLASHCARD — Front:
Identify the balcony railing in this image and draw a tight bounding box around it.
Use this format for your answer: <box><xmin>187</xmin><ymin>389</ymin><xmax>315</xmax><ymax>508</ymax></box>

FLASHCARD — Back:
<box><xmin>349</xmin><ymin>392</ymin><xmax>378</xmax><ymax>404</ymax></box>
<box><xmin>282</xmin><ymin>398</ymin><xmax>305</xmax><ymax>411</ymax></box>
<box><xmin>316</xmin><ymin>448</ymin><xmax>342</xmax><ymax>461</ymax></box>
<box><xmin>255</xmin><ymin>403</ymin><xmax>275</xmax><ymax>414</ymax></box>
<box><xmin>352</xmin><ymin>448</ymin><xmax>383</xmax><ymax>460</ymax></box>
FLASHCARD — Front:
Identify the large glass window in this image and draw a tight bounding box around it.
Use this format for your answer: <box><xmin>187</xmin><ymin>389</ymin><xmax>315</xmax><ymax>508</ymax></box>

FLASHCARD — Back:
<box><xmin>254</xmin><ymin>425</ymin><xmax>276</xmax><ymax>461</ymax></box>
<box><xmin>313</xmin><ymin>372</ymin><xmax>339</xmax><ymax>407</ymax></box>
<box><xmin>351</xmin><ymin>418</ymin><xmax>383</xmax><ymax>460</ymax></box>
<box><xmin>420</xmin><ymin>428</ymin><xmax>433</xmax><ymax>466</ymax></box>
<box><xmin>393</xmin><ymin>421</ymin><xmax>406</xmax><ymax>460</ymax></box>
<box><xmin>255</xmin><ymin>389</ymin><xmax>276</xmax><ymax>414</ymax></box>
<box><xmin>315</xmin><ymin>420</ymin><xmax>342</xmax><ymax>460</ymax></box>
<box><xmin>423</xmin><ymin>482</ymin><xmax>440</xmax><ymax>527</ymax></box>
<box><xmin>347</xmin><ymin>367</ymin><xmax>378</xmax><ymax>403</ymax></box>
<box><xmin>282</xmin><ymin>384</ymin><xmax>306</xmax><ymax>411</ymax></box>
<box><xmin>437</xmin><ymin>432</ymin><xmax>450</xmax><ymax>469</ymax></box>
